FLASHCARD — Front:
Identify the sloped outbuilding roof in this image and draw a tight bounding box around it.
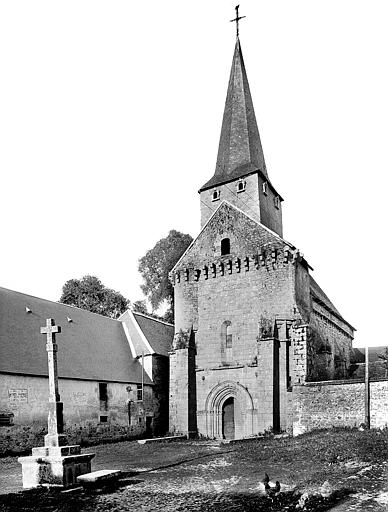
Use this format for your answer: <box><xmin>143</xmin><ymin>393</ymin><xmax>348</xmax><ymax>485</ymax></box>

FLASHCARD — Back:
<box><xmin>0</xmin><ymin>287</ymin><xmax>153</xmax><ymax>384</ymax></box>
<box><xmin>119</xmin><ymin>310</ymin><xmax>173</xmax><ymax>358</ymax></box>
<box><xmin>133</xmin><ymin>312</ymin><xmax>173</xmax><ymax>357</ymax></box>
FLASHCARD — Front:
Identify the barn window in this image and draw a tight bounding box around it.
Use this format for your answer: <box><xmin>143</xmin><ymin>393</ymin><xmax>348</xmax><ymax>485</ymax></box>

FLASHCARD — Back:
<box><xmin>99</xmin><ymin>382</ymin><xmax>108</xmax><ymax>411</ymax></box>
<box><xmin>137</xmin><ymin>384</ymin><xmax>143</xmax><ymax>402</ymax></box>
<box><xmin>212</xmin><ymin>189</ymin><xmax>220</xmax><ymax>201</ymax></box>
<box><xmin>221</xmin><ymin>238</ymin><xmax>230</xmax><ymax>255</ymax></box>
<box><xmin>99</xmin><ymin>415</ymin><xmax>108</xmax><ymax>423</ymax></box>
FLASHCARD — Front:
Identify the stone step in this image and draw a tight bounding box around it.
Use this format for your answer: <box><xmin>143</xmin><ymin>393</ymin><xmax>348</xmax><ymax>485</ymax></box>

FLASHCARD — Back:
<box><xmin>137</xmin><ymin>435</ymin><xmax>187</xmax><ymax>445</ymax></box>
<box><xmin>77</xmin><ymin>469</ymin><xmax>121</xmax><ymax>486</ymax></box>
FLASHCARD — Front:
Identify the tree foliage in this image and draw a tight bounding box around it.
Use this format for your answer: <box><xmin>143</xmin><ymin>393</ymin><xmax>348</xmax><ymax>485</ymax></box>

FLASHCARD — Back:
<box><xmin>138</xmin><ymin>230</ymin><xmax>193</xmax><ymax>322</ymax></box>
<box><xmin>132</xmin><ymin>300</ymin><xmax>148</xmax><ymax>315</ymax></box>
<box><xmin>59</xmin><ymin>275</ymin><xmax>130</xmax><ymax>319</ymax></box>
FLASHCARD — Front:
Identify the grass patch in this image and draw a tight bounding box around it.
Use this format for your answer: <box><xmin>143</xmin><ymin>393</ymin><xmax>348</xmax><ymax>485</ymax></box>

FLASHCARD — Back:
<box><xmin>227</xmin><ymin>427</ymin><xmax>388</xmax><ymax>490</ymax></box>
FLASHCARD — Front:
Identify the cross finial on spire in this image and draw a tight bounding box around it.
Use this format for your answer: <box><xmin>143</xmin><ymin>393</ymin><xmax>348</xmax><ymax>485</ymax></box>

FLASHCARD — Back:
<box><xmin>230</xmin><ymin>5</ymin><xmax>246</xmax><ymax>38</ymax></box>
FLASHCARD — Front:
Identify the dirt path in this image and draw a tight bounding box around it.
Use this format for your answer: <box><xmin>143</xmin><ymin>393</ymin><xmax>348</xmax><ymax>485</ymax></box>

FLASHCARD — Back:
<box><xmin>1</xmin><ymin>434</ymin><xmax>387</xmax><ymax>511</ymax></box>
<box><xmin>0</xmin><ymin>440</ymin><xmax>228</xmax><ymax>495</ymax></box>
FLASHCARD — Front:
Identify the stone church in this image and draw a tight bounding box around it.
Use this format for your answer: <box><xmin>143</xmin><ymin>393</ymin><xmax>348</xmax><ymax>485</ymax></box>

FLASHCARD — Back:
<box><xmin>168</xmin><ymin>37</ymin><xmax>355</xmax><ymax>440</ymax></box>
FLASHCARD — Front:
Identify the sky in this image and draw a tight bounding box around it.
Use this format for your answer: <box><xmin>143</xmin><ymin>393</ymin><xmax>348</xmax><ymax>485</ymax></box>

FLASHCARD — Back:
<box><xmin>0</xmin><ymin>1</ymin><xmax>387</xmax><ymax>347</ymax></box>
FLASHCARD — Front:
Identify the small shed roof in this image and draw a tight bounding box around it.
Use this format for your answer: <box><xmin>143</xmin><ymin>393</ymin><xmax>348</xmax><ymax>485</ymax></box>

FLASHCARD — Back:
<box><xmin>132</xmin><ymin>312</ymin><xmax>173</xmax><ymax>357</ymax></box>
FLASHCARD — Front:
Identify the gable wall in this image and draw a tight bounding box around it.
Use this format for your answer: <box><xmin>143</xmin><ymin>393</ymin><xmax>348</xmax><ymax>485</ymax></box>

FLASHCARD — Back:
<box><xmin>174</xmin><ymin>203</ymin><xmax>300</xmax><ymax>337</ymax></box>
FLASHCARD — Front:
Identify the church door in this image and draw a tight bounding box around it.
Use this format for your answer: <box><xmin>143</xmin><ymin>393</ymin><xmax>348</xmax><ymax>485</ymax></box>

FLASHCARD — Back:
<box><xmin>222</xmin><ymin>397</ymin><xmax>235</xmax><ymax>440</ymax></box>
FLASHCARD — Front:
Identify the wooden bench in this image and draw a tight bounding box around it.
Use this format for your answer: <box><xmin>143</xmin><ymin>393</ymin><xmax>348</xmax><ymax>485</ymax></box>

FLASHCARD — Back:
<box><xmin>77</xmin><ymin>469</ymin><xmax>121</xmax><ymax>488</ymax></box>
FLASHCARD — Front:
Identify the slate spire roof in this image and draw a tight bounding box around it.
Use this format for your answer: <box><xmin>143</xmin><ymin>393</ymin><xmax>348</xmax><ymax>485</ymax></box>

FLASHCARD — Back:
<box><xmin>200</xmin><ymin>37</ymin><xmax>267</xmax><ymax>192</ymax></box>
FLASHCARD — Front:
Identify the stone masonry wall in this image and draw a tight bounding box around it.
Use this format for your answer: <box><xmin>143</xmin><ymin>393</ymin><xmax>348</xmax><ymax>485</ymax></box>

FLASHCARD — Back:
<box><xmin>292</xmin><ymin>379</ymin><xmax>388</xmax><ymax>436</ymax></box>
<box><xmin>290</xmin><ymin>324</ymin><xmax>309</xmax><ymax>385</ymax></box>
<box><xmin>200</xmin><ymin>174</ymin><xmax>261</xmax><ymax>228</ymax></box>
<box><xmin>200</xmin><ymin>174</ymin><xmax>283</xmax><ymax>237</ymax></box>
<box><xmin>308</xmin><ymin>303</ymin><xmax>353</xmax><ymax>381</ymax></box>
<box><xmin>170</xmin><ymin>202</ymin><xmax>305</xmax><ymax>437</ymax></box>
<box><xmin>0</xmin><ymin>373</ymin><xmax>156</xmax><ymax>455</ymax></box>
<box><xmin>0</xmin><ymin>422</ymin><xmax>146</xmax><ymax>456</ymax></box>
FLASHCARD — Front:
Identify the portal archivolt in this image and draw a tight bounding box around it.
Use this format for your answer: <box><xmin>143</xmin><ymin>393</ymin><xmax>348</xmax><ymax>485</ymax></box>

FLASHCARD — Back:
<box><xmin>204</xmin><ymin>381</ymin><xmax>254</xmax><ymax>439</ymax></box>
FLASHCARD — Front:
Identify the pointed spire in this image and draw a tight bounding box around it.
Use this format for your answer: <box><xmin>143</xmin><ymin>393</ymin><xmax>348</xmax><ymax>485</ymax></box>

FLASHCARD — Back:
<box><xmin>200</xmin><ymin>38</ymin><xmax>267</xmax><ymax>191</ymax></box>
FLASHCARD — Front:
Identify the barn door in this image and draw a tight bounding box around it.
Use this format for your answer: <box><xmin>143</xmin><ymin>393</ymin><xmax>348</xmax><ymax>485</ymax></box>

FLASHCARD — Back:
<box><xmin>222</xmin><ymin>397</ymin><xmax>235</xmax><ymax>440</ymax></box>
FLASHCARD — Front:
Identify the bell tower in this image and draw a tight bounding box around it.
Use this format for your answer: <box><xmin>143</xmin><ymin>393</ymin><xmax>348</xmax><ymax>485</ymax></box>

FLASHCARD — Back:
<box><xmin>199</xmin><ymin>36</ymin><xmax>283</xmax><ymax>236</ymax></box>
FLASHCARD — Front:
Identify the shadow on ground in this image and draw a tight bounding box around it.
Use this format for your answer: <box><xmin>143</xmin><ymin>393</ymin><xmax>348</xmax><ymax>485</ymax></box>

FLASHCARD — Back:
<box><xmin>0</xmin><ymin>483</ymin><xmax>353</xmax><ymax>512</ymax></box>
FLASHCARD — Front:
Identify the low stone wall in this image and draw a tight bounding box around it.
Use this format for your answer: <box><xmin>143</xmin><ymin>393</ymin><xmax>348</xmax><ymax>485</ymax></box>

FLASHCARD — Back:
<box><xmin>0</xmin><ymin>422</ymin><xmax>145</xmax><ymax>456</ymax></box>
<box><xmin>292</xmin><ymin>379</ymin><xmax>388</xmax><ymax>435</ymax></box>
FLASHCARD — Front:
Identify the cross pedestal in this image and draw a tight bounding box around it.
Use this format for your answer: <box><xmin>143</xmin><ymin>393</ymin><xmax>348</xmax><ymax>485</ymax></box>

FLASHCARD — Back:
<box><xmin>18</xmin><ymin>318</ymin><xmax>95</xmax><ymax>488</ymax></box>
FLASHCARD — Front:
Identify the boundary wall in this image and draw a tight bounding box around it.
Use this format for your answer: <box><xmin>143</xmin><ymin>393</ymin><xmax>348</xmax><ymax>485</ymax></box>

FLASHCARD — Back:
<box><xmin>292</xmin><ymin>378</ymin><xmax>388</xmax><ymax>435</ymax></box>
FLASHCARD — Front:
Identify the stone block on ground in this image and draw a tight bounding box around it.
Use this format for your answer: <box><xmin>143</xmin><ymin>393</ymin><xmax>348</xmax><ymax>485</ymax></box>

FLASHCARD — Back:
<box><xmin>77</xmin><ymin>469</ymin><xmax>121</xmax><ymax>487</ymax></box>
<box><xmin>137</xmin><ymin>435</ymin><xmax>186</xmax><ymax>444</ymax></box>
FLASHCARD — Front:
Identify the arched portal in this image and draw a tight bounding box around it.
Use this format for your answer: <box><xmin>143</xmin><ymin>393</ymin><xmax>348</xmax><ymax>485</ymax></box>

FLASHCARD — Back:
<box><xmin>204</xmin><ymin>381</ymin><xmax>254</xmax><ymax>439</ymax></box>
<box><xmin>222</xmin><ymin>397</ymin><xmax>235</xmax><ymax>439</ymax></box>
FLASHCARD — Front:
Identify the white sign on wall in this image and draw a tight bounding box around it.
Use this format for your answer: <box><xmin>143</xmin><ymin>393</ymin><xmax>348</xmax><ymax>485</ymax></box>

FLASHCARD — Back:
<box><xmin>8</xmin><ymin>389</ymin><xmax>28</xmax><ymax>403</ymax></box>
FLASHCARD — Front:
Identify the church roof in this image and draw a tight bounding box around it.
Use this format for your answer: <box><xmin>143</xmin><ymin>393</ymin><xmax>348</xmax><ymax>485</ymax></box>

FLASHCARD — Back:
<box><xmin>200</xmin><ymin>38</ymin><xmax>268</xmax><ymax>192</ymax></box>
<box><xmin>310</xmin><ymin>276</ymin><xmax>355</xmax><ymax>331</ymax></box>
<box><xmin>0</xmin><ymin>286</ymin><xmax>154</xmax><ymax>384</ymax></box>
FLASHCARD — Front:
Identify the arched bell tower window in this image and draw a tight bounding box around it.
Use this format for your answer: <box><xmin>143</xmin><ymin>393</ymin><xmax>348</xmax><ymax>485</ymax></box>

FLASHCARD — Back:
<box><xmin>212</xmin><ymin>189</ymin><xmax>220</xmax><ymax>201</ymax></box>
<box><xmin>221</xmin><ymin>238</ymin><xmax>230</xmax><ymax>255</ymax></box>
<box><xmin>237</xmin><ymin>180</ymin><xmax>246</xmax><ymax>193</ymax></box>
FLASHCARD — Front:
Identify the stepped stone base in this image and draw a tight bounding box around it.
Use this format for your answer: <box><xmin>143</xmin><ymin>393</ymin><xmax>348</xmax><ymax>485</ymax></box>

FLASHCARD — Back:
<box><xmin>18</xmin><ymin>445</ymin><xmax>95</xmax><ymax>488</ymax></box>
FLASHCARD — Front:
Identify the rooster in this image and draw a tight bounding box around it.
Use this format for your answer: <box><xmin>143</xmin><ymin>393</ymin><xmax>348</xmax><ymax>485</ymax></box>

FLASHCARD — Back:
<box><xmin>263</xmin><ymin>474</ymin><xmax>281</xmax><ymax>496</ymax></box>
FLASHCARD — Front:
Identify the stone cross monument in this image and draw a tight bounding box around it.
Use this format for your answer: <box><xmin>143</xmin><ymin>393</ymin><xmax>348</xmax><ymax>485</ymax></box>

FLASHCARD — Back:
<box><xmin>41</xmin><ymin>318</ymin><xmax>66</xmax><ymax>447</ymax></box>
<box><xmin>18</xmin><ymin>318</ymin><xmax>95</xmax><ymax>488</ymax></box>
